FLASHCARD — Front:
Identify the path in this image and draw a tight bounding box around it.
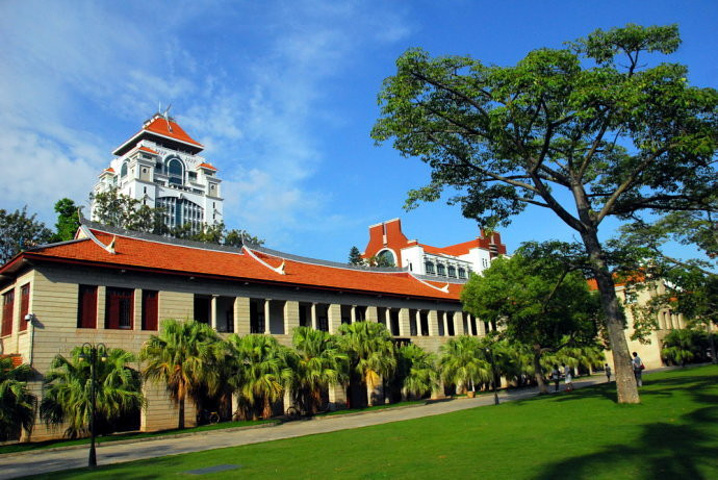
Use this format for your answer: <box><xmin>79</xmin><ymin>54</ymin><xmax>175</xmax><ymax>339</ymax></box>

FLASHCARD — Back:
<box><xmin>0</xmin><ymin>377</ymin><xmax>605</xmax><ymax>479</ymax></box>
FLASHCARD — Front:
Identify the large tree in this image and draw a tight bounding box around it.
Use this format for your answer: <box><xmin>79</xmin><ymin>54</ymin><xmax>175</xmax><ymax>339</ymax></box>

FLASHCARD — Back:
<box><xmin>372</xmin><ymin>24</ymin><xmax>718</xmax><ymax>403</ymax></box>
<box><xmin>0</xmin><ymin>207</ymin><xmax>53</xmax><ymax>265</ymax></box>
<box><xmin>140</xmin><ymin>319</ymin><xmax>222</xmax><ymax>429</ymax></box>
<box><xmin>51</xmin><ymin>198</ymin><xmax>81</xmax><ymax>242</ymax></box>
<box><xmin>462</xmin><ymin>242</ymin><xmax>601</xmax><ymax>394</ymax></box>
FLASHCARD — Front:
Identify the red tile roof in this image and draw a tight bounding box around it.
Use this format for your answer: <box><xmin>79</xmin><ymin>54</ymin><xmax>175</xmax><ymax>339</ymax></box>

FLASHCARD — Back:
<box><xmin>139</xmin><ymin>146</ymin><xmax>159</xmax><ymax>154</ymax></box>
<box><xmin>198</xmin><ymin>162</ymin><xmax>217</xmax><ymax>171</ymax></box>
<box><xmin>14</xmin><ymin>228</ymin><xmax>461</xmax><ymax>302</ymax></box>
<box><xmin>143</xmin><ymin>116</ymin><xmax>203</xmax><ymax>148</ymax></box>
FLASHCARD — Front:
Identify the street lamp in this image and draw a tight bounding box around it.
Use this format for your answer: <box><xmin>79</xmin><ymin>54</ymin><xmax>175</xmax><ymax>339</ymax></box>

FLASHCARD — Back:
<box><xmin>485</xmin><ymin>347</ymin><xmax>499</xmax><ymax>405</ymax></box>
<box><xmin>79</xmin><ymin>342</ymin><xmax>108</xmax><ymax>468</ymax></box>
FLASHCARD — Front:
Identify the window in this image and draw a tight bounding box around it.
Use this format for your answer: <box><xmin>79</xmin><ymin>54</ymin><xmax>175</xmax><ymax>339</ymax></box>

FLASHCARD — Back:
<box><xmin>167</xmin><ymin>158</ymin><xmax>184</xmax><ymax>185</ymax></box>
<box><xmin>458</xmin><ymin>268</ymin><xmax>467</xmax><ymax>279</ymax></box>
<box><xmin>437</xmin><ymin>264</ymin><xmax>446</xmax><ymax>276</ymax></box>
<box><xmin>77</xmin><ymin>285</ymin><xmax>97</xmax><ymax>329</ymax></box>
<box><xmin>188</xmin><ymin>171</ymin><xmax>197</xmax><ymax>181</ymax></box>
<box><xmin>448</xmin><ymin>266</ymin><xmax>457</xmax><ymax>278</ymax></box>
<box><xmin>121</xmin><ymin>161</ymin><xmax>129</xmax><ymax>178</ymax></box>
<box><xmin>425</xmin><ymin>261</ymin><xmax>435</xmax><ymax>275</ymax></box>
<box><xmin>105</xmin><ymin>287</ymin><xmax>134</xmax><ymax>329</ymax></box>
<box><xmin>142</xmin><ymin>290</ymin><xmax>158</xmax><ymax>331</ymax></box>
<box><xmin>2</xmin><ymin>290</ymin><xmax>14</xmax><ymax>336</ymax></box>
<box><xmin>19</xmin><ymin>284</ymin><xmax>30</xmax><ymax>332</ymax></box>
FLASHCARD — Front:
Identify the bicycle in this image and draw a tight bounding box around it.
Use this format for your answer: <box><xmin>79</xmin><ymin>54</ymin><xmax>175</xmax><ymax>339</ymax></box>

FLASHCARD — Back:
<box><xmin>197</xmin><ymin>409</ymin><xmax>220</xmax><ymax>425</ymax></box>
<box><xmin>285</xmin><ymin>405</ymin><xmax>301</xmax><ymax>420</ymax></box>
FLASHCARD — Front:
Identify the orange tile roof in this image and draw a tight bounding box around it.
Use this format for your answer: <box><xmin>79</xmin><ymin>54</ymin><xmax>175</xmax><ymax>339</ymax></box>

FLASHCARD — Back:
<box><xmin>198</xmin><ymin>162</ymin><xmax>217</xmax><ymax>171</ymax></box>
<box><xmin>143</xmin><ymin>116</ymin><xmax>203</xmax><ymax>148</ymax></box>
<box><xmin>104</xmin><ymin>167</ymin><xmax>115</xmax><ymax>173</ymax></box>
<box><xmin>16</xmin><ymin>229</ymin><xmax>461</xmax><ymax>302</ymax></box>
<box><xmin>138</xmin><ymin>146</ymin><xmax>159</xmax><ymax>154</ymax></box>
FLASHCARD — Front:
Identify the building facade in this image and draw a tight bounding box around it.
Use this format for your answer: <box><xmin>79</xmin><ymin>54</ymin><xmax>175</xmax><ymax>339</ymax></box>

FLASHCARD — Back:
<box><xmin>0</xmin><ymin>220</ymin><xmax>489</xmax><ymax>441</ymax></box>
<box><xmin>92</xmin><ymin>113</ymin><xmax>223</xmax><ymax>234</ymax></box>
<box><xmin>361</xmin><ymin>218</ymin><xmax>507</xmax><ymax>277</ymax></box>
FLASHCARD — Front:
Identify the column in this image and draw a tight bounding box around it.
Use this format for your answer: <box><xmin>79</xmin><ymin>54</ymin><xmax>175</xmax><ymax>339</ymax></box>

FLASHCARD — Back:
<box><xmin>443</xmin><ymin>312</ymin><xmax>449</xmax><ymax>337</ymax></box>
<box><xmin>210</xmin><ymin>295</ymin><xmax>218</xmax><ymax>331</ymax></box>
<box><xmin>428</xmin><ymin>310</ymin><xmax>438</xmax><ymax>336</ymax></box>
<box><xmin>284</xmin><ymin>300</ymin><xmax>300</xmax><ymax>336</ymax></box>
<box><xmin>327</xmin><ymin>304</ymin><xmax>342</xmax><ymax>334</ymax></box>
<box><xmin>350</xmin><ymin>305</ymin><xmax>357</xmax><ymax>324</ymax></box>
<box><xmin>133</xmin><ymin>288</ymin><xmax>142</xmax><ymax>331</ymax></box>
<box><xmin>366</xmin><ymin>306</ymin><xmax>378</xmax><ymax>323</ymax></box>
<box><xmin>478</xmin><ymin>317</ymin><xmax>487</xmax><ymax>336</ymax></box>
<box><xmin>311</xmin><ymin>303</ymin><xmax>318</xmax><ymax>330</ymax></box>
<box><xmin>415</xmin><ymin>310</ymin><xmax>422</xmax><ymax>336</ymax></box>
<box><xmin>97</xmin><ymin>286</ymin><xmax>106</xmax><ymax>329</ymax></box>
<box><xmin>234</xmin><ymin>296</ymin><xmax>250</xmax><ymax>336</ymax></box>
<box><xmin>398</xmin><ymin>308</ymin><xmax>410</xmax><ymax>337</ymax></box>
<box><xmin>264</xmin><ymin>299</ymin><xmax>271</xmax><ymax>334</ymax></box>
<box><xmin>454</xmin><ymin>311</ymin><xmax>465</xmax><ymax>335</ymax></box>
<box><xmin>466</xmin><ymin>313</ymin><xmax>475</xmax><ymax>336</ymax></box>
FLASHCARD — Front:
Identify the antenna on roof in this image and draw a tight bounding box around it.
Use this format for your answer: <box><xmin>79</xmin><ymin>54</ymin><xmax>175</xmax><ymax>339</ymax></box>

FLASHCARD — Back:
<box><xmin>157</xmin><ymin>102</ymin><xmax>173</xmax><ymax>132</ymax></box>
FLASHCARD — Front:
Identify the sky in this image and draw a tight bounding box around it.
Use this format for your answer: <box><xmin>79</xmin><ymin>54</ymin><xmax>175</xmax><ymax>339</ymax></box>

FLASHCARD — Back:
<box><xmin>1</xmin><ymin>0</ymin><xmax>716</xmax><ymax>263</ymax></box>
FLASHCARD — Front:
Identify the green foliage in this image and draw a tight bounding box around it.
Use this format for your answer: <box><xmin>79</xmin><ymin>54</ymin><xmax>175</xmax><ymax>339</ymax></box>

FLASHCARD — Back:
<box><xmin>226</xmin><ymin>334</ymin><xmax>293</xmax><ymax>420</ymax></box>
<box><xmin>289</xmin><ymin>327</ymin><xmax>348</xmax><ymax>415</ymax></box>
<box><xmin>438</xmin><ymin>336</ymin><xmax>491</xmax><ymax>394</ymax></box>
<box><xmin>51</xmin><ymin>198</ymin><xmax>81</xmax><ymax>242</ymax></box>
<box><xmin>0</xmin><ymin>206</ymin><xmax>53</xmax><ymax>264</ymax></box>
<box><xmin>40</xmin><ymin>347</ymin><xmax>143</xmax><ymax>439</ymax></box>
<box><xmin>348</xmin><ymin>246</ymin><xmax>363</xmax><ymax>266</ymax></box>
<box><xmin>661</xmin><ymin>329</ymin><xmax>714</xmax><ymax>366</ymax></box>
<box><xmin>337</xmin><ymin>321</ymin><xmax>397</xmax><ymax>405</ymax></box>
<box><xmin>91</xmin><ymin>188</ymin><xmax>168</xmax><ymax>235</ymax></box>
<box><xmin>140</xmin><ymin>319</ymin><xmax>223</xmax><ymax>429</ymax></box>
<box><xmin>0</xmin><ymin>357</ymin><xmax>36</xmax><ymax>441</ymax></box>
<box><xmin>396</xmin><ymin>343</ymin><xmax>438</xmax><ymax>399</ymax></box>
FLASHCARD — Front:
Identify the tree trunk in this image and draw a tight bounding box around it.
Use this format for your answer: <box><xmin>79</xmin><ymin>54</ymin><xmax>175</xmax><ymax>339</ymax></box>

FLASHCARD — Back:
<box><xmin>709</xmin><ymin>333</ymin><xmax>717</xmax><ymax>365</ymax></box>
<box><xmin>178</xmin><ymin>397</ymin><xmax>185</xmax><ymax>429</ymax></box>
<box><xmin>582</xmin><ymin>230</ymin><xmax>640</xmax><ymax>404</ymax></box>
<box><xmin>533</xmin><ymin>347</ymin><xmax>549</xmax><ymax>394</ymax></box>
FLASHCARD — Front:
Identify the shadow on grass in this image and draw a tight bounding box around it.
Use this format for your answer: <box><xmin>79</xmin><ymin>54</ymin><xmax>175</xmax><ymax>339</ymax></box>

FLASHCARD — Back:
<box><xmin>531</xmin><ymin>370</ymin><xmax>718</xmax><ymax>480</ymax></box>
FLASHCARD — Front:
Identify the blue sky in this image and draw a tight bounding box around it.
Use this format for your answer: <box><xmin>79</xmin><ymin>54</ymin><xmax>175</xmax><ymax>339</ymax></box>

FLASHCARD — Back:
<box><xmin>1</xmin><ymin>1</ymin><xmax>716</xmax><ymax>263</ymax></box>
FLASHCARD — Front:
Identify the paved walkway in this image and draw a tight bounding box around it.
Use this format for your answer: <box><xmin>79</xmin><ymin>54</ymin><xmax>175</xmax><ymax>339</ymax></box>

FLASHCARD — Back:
<box><xmin>0</xmin><ymin>377</ymin><xmax>606</xmax><ymax>479</ymax></box>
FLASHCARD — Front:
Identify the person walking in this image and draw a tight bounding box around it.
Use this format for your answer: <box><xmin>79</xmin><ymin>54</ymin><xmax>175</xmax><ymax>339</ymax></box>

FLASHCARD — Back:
<box><xmin>562</xmin><ymin>363</ymin><xmax>573</xmax><ymax>392</ymax></box>
<box><xmin>551</xmin><ymin>365</ymin><xmax>561</xmax><ymax>392</ymax></box>
<box><xmin>632</xmin><ymin>352</ymin><xmax>644</xmax><ymax>387</ymax></box>
<box><xmin>604</xmin><ymin>363</ymin><xmax>612</xmax><ymax>383</ymax></box>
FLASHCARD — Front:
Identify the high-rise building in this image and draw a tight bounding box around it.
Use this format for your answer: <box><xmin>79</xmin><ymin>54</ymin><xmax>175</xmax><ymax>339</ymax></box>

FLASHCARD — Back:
<box><xmin>92</xmin><ymin>112</ymin><xmax>223</xmax><ymax>234</ymax></box>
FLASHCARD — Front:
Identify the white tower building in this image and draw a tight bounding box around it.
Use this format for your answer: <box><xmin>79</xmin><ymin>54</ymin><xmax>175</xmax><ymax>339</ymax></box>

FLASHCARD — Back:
<box><xmin>92</xmin><ymin>113</ymin><xmax>223</xmax><ymax>233</ymax></box>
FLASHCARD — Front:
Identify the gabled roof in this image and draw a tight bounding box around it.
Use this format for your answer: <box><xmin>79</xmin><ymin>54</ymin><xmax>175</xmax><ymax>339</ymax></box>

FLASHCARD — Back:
<box><xmin>3</xmin><ymin>224</ymin><xmax>461</xmax><ymax>303</ymax></box>
<box><xmin>113</xmin><ymin>114</ymin><xmax>203</xmax><ymax>156</ymax></box>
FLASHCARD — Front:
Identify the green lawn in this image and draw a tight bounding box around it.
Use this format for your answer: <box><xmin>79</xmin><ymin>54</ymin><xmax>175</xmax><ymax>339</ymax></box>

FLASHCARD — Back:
<box><xmin>25</xmin><ymin>365</ymin><xmax>718</xmax><ymax>479</ymax></box>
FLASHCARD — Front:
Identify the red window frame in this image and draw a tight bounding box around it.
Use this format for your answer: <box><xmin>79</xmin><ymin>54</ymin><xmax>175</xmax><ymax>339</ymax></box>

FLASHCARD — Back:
<box><xmin>77</xmin><ymin>285</ymin><xmax>98</xmax><ymax>329</ymax></box>
<box><xmin>2</xmin><ymin>290</ymin><xmax>14</xmax><ymax>337</ymax></box>
<box><xmin>105</xmin><ymin>287</ymin><xmax>134</xmax><ymax>330</ymax></box>
<box><xmin>19</xmin><ymin>284</ymin><xmax>30</xmax><ymax>332</ymax></box>
<box><xmin>142</xmin><ymin>290</ymin><xmax>158</xmax><ymax>331</ymax></box>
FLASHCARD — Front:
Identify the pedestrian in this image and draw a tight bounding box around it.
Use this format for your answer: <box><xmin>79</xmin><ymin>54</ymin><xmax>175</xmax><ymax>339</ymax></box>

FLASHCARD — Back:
<box><xmin>605</xmin><ymin>363</ymin><xmax>612</xmax><ymax>382</ymax></box>
<box><xmin>551</xmin><ymin>365</ymin><xmax>560</xmax><ymax>392</ymax></box>
<box><xmin>632</xmin><ymin>352</ymin><xmax>644</xmax><ymax>387</ymax></box>
<box><xmin>562</xmin><ymin>363</ymin><xmax>573</xmax><ymax>392</ymax></box>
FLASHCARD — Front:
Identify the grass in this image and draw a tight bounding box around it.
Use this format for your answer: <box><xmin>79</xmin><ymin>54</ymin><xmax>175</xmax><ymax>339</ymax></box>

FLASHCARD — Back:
<box><xmin>0</xmin><ymin>419</ymin><xmax>276</xmax><ymax>455</ymax></box>
<box><xmin>18</xmin><ymin>365</ymin><xmax>718</xmax><ymax>479</ymax></box>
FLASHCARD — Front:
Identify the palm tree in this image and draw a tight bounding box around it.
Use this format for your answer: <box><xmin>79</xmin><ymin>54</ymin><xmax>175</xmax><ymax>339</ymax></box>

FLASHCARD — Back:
<box><xmin>0</xmin><ymin>357</ymin><xmax>36</xmax><ymax>441</ymax></box>
<box><xmin>228</xmin><ymin>334</ymin><xmax>293</xmax><ymax>420</ymax></box>
<box><xmin>140</xmin><ymin>319</ymin><xmax>222</xmax><ymax>429</ymax></box>
<box><xmin>337</xmin><ymin>321</ymin><xmax>397</xmax><ymax>407</ymax></box>
<box><xmin>290</xmin><ymin>327</ymin><xmax>348</xmax><ymax>415</ymax></box>
<box><xmin>40</xmin><ymin>348</ymin><xmax>143</xmax><ymax>438</ymax></box>
<box><xmin>396</xmin><ymin>344</ymin><xmax>437</xmax><ymax>400</ymax></box>
<box><xmin>439</xmin><ymin>335</ymin><xmax>491</xmax><ymax>396</ymax></box>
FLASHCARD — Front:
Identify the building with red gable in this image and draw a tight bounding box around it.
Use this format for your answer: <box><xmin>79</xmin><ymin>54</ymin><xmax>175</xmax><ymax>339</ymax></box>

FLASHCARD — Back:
<box><xmin>362</xmin><ymin>218</ymin><xmax>507</xmax><ymax>278</ymax></box>
<box><xmin>92</xmin><ymin>111</ymin><xmax>223</xmax><ymax>234</ymax></box>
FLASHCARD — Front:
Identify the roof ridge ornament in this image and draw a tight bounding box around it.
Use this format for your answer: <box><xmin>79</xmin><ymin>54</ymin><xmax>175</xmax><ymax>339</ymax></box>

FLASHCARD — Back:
<box><xmin>242</xmin><ymin>246</ymin><xmax>286</xmax><ymax>275</ymax></box>
<box><xmin>409</xmin><ymin>273</ymin><xmax>450</xmax><ymax>293</ymax></box>
<box><xmin>78</xmin><ymin>225</ymin><xmax>117</xmax><ymax>255</ymax></box>
<box><xmin>158</xmin><ymin>102</ymin><xmax>173</xmax><ymax>132</ymax></box>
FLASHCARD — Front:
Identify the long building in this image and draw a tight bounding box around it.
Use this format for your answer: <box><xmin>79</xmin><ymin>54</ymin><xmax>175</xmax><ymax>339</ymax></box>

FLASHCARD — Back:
<box><xmin>0</xmin><ymin>219</ymin><xmax>487</xmax><ymax>441</ymax></box>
